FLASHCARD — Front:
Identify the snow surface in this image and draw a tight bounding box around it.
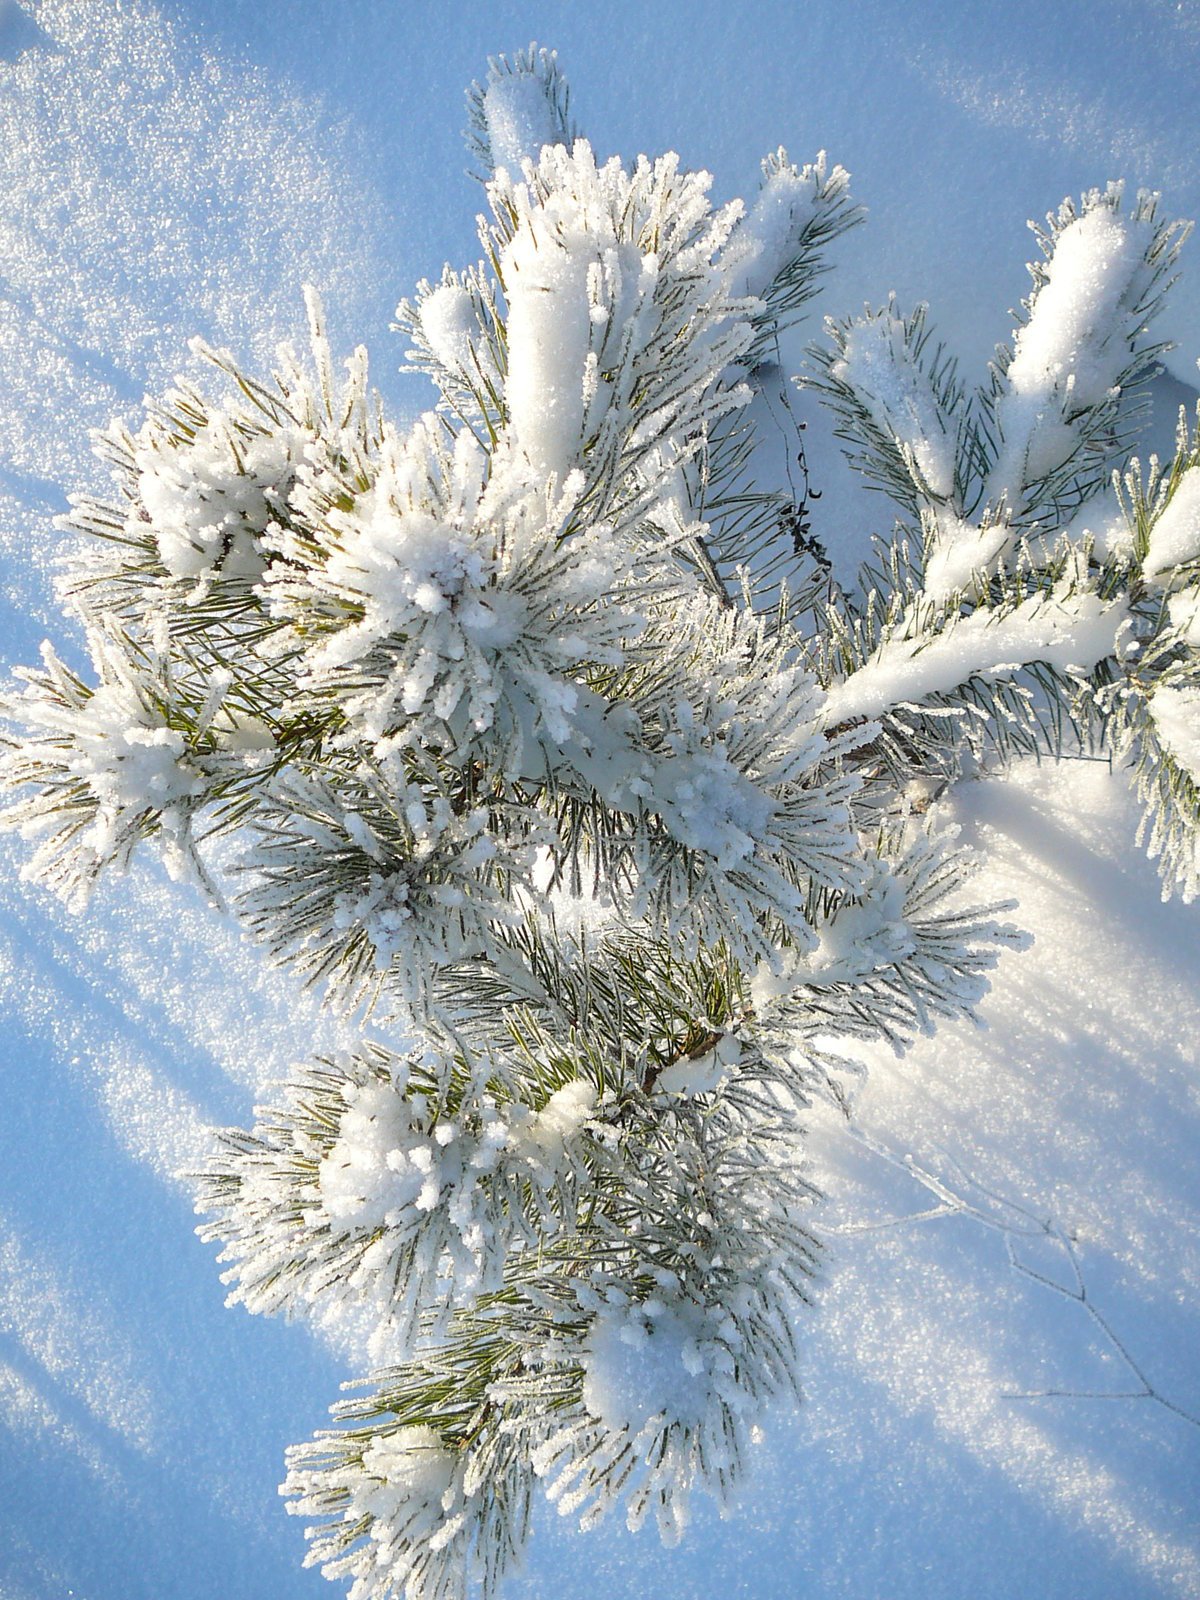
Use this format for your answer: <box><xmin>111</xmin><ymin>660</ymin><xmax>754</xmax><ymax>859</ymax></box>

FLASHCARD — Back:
<box><xmin>1</xmin><ymin>2</ymin><xmax>1198</xmax><ymax>1598</ymax></box>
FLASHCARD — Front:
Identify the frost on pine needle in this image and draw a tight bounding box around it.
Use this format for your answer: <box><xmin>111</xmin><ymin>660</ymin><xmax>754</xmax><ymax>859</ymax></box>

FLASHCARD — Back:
<box><xmin>806</xmin><ymin>185</ymin><xmax>1186</xmax><ymax>609</ymax></box>
<box><xmin>1100</xmin><ymin>411</ymin><xmax>1200</xmax><ymax>903</ymax></box>
<box><xmin>825</xmin><ymin>303</ymin><xmax>958</xmax><ymax>503</ymax></box>
<box><xmin>541</xmin><ymin>1276</ymin><xmax>790</xmax><ymax>1547</ymax></box>
<box><xmin>0</xmin><ymin>631</ymin><xmax>247</xmax><ymax>905</ymax></box>
<box><xmin>729</xmin><ymin>149</ymin><xmax>857</xmax><ymax>308</ymax></box>
<box><xmin>267</xmin><ymin>416</ymin><xmax>644</xmax><ymax>762</ymax></box>
<box><xmin>232</xmin><ymin>770</ymin><xmax>535</xmax><ymax>1016</ymax></box>
<box><xmin>198</xmin><ymin>1041</ymin><xmax>602</xmax><ymax>1351</ymax></box>
<box><xmin>1148</xmin><ymin>682</ymin><xmax>1200</xmax><ymax>783</ymax></box>
<box><xmin>522</xmin><ymin>1124</ymin><xmax>812</xmax><ymax>1546</ymax></box>
<box><xmin>398</xmin><ymin>267</ymin><xmax>505</xmax><ymax>430</ymax></box>
<box><xmin>285</xmin><ymin>1418</ymin><xmax>506</xmax><ymax>1600</ymax></box>
<box><xmin>490</xmin><ymin>139</ymin><xmax>755</xmax><ymax>510</ymax></box>
<box><xmin>128</xmin><ymin>401</ymin><xmax>303</xmax><ymax>583</ymax></box>
<box><xmin>750</xmin><ymin>829</ymin><xmax>1024</xmax><ymax>1052</ymax></box>
<box><xmin>4</xmin><ymin>37</ymin><xmax>1200</xmax><ymax>1600</ymax></box>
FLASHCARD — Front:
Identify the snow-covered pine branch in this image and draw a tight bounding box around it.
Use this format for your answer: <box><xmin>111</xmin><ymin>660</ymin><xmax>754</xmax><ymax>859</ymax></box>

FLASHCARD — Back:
<box><xmin>1101</xmin><ymin>403</ymin><xmax>1200</xmax><ymax>900</ymax></box>
<box><xmin>1</xmin><ymin>40</ymin><xmax>1198</xmax><ymax>1600</ymax></box>
<box><xmin>803</xmin><ymin>184</ymin><xmax>1188</xmax><ymax>612</ymax></box>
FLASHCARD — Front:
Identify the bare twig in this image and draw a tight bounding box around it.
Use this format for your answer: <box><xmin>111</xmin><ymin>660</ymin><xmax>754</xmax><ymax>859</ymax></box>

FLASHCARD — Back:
<box><xmin>825</xmin><ymin>1125</ymin><xmax>1200</xmax><ymax>1431</ymax></box>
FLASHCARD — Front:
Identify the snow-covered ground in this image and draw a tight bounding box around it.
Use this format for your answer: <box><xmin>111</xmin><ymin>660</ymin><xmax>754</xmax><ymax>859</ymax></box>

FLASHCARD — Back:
<box><xmin>0</xmin><ymin>2</ymin><xmax>1197</xmax><ymax>1596</ymax></box>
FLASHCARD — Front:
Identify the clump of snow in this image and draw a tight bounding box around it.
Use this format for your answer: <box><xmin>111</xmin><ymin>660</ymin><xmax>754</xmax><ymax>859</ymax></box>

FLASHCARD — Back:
<box><xmin>70</xmin><ymin>690</ymin><xmax>202</xmax><ymax>825</ymax></box>
<box><xmin>1143</xmin><ymin>464</ymin><xmax>1200</xmax><ymax>581</ymax></box>
<box><xmin>489</xmin><ymin>138</ymin><xmax>751</xmax><ymax>498</ymax></box>
<box><xmin>533</xmin><ymin>1263</ymin><xmax>787</xmax><ymax>1549</ymax></box>
<box><xmin>495</xmin><ymin>139</ymin><xmax>685</xmax><ymax>489</ymax></box>
<box><xmin>1149</xmin><ymin>682</ymin><xmax>1200</xmax><ymax>782</ymax></box>
<box><xmin>831</xmin><ymin>309</ymin><xmax>956</xmax><ymax>499</ymax></box>
<box><xmin>1006</xmin><ymin>206</ymin><xmax>1146</xmax><ymax>409</ymax></box>
<box><xmin>988</xmin><ymin>196</ymin><xmax>1158</xmax><ymax>509</ymax></box>
<box><xmin>130</xmin><ymin>410</ymin><xmax>300</xmax><ymax>581</ymax></box>
<box><xmin>821</xmin><ymin>581</ymin><xmax>1127</xmax><ymax>727</ymax></box>
<box><xmin>287</xmin><ymin>1423</ymin><xmax>474</xmax><ymax>1600</ymax></box>
<box><xmin>317</xmin><ymin>1081</ymin><xmax>446</xmax><ymax>1229</ymax></box>
<box><xmin>728</xmin><ymin>148</ymin><xmax>849</xmax><ymax>301</ymax></box>
<box><xmin>581</xmin><ymin>1293</ymin><xmax>741</xmax><ymax>1435</ymax></box>
<box><xmin>482</xmin><ymin>59</ymin><xmax>567</xmax><ymax>173</ymax></box>
<box><xmin>200</xmin><ymin>1056</ymin><xmax>597</xmax><ymax>1340</ymax></box>
<box><xmin>319</xmin><ymin>1075</ymin><xmax>595</xmax><ymax>1240</ymax></box>
<box><xmin>753</xmin><ymin>863</ymin><xmax>915</xmax><ymax>999</ymax></box>
<box><xmin>654</xmin><ymin>740</ymin><xmax>775</xmax><ymax>867</ymax></box>
<box><xmin>505</xmin><ymin>1079</ymin><xmax>596</xmax><ymax>1170</ymax></box>
<box><xmin>922</xmin><ymin>513</ymin><xmax>1010</xmax><ymax>603</ymax></box>
<box><xmin>290</xmin><ymin>422</ymin><xmax>491</xmax><ymax>678</ymax></box>
<box><xmin>499</xmin><ymin>213</ymin><xmax>602</xmax><ymax>486</ymax></box>
<box><xmin>351</xmin><ymin>1426</ymin><xmax>460</xmax><ymax>1540</ymax></box>
<box><xmin>655</xmin><ymin>1033</ymin><xmax>743</xmax><ymax>1096</ymax></box>
<box><xmin>412</xmin><ymin>277</ymin><xmax>501</xmax><ymax>395</ymax></box>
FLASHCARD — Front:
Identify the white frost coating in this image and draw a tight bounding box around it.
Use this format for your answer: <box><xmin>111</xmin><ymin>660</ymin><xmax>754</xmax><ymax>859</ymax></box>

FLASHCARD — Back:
<box><xmin>353</xmin><ymin>1426</ymin><xmax>458</xmax><ymax>1531</ymax></box>
<box><xmin>1143</xmin><ymin>466</ymin><xmax>1200</xmax><ymax>580</ymax></box>
<box><xmin>821</xmin><ymin>585</ymin><xmax>1127</xmax><ymax>726</ymax></box>
<box><xmin>990</xmin><ymin>203</ymin><xmax>1154</xmax><ymax>507</ymax></box>
<box><xmin>316</xmin><ymin>1073</ymin><xmax>593</xmax><ymax>1276</ymax></box>
<box><xmin>1149</xmin><ymin>683</ymin><xmax>1200</xmax><ymax>782</ymax></box>
<box><xmin>285</xmin><ymin>1420</ymin><xmax>480</xmax><ymax>1600</ymax></box>
<box><xmin>3</xmin><ymin>639</ymin><xmax>209</xmax><ymax>900</ymax></box>
<box><xmin>751</xmin><ymin>864</ymin><xmax>914</xmax><ymax>997</ymax></box>
<box><xmin>832</xmin><ymin>311</ymin><xmax>956</xmax><ymax>499</ymax></box>
<box><xmin>344</xmin><ymin>1427</ymin><xmax>469</xmax><ymax>1594</ymax></box>
<box><xmin>497</xmin><ymin>143</ymin><xmax>648</xmax><ymax>487</ymax></box>
<box><xmin>66</xmin><ymin>689</ymin><xmax>202</xmax><ymax>832</ymax></box>
<box><xmin>492</xmin><ymin>140</ymin><xmax>749</xmax><ymax>496</ymax></box>
<box><xmin>483</xmin><ymin>71</ymin><xmax>564</xmax><ymax>173</ymax></box>
<box><xmin>304</xmin><ymin>434</ymin><xmax>497</xmax><ymax>693</ymax></box>
<box><xmin>276</xmin><ymin>413</ymin><xmax>635</xmax><ymax>752</ymax></box>
<box><xmin>132</xmin><ymin>412</ymin><xmax>299</xmax><ymax>580</ymax></box>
